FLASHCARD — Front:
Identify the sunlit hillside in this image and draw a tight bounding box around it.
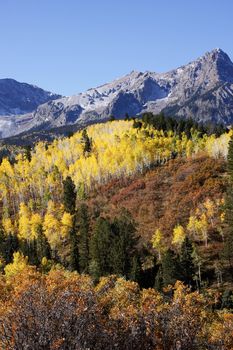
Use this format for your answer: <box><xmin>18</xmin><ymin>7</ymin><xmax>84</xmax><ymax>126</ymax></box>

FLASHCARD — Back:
<box><xmin>0</xmin><ymin>118</ymin><xmax>232</xmax><ymax>349</ymax></box>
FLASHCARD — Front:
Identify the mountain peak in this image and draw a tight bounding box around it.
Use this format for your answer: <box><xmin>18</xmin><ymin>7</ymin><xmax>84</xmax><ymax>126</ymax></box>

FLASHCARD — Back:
<box><xmin>202</xmin><ymin>48</ymin><xmax>232</xmax><ymax>64</ymax></box>
<box><xmin>210</xmin><ymin>47</ymin><xmax>226</xmax><ymax>54</ymax></box>
<box><xmin>191</xmin><ymin>48</ymin><xmax>233</xmax><ymax>84</ymax></box>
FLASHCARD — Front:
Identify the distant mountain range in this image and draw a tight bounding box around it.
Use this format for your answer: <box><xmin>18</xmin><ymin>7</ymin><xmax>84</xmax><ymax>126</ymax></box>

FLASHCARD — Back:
<box><xmin>1</xmin><ymin>48</ymin><xmax>233</xmax><ymax>138</ymax></box>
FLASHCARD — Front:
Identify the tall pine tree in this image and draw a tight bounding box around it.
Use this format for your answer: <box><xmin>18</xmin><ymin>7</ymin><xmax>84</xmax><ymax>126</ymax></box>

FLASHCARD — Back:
<box><xmin>63</xmin><ymin>176</ymin><xmax>76</xmax><ymax>215</ymax></box>
<box><xmin>89</xmin><ymin>217</ymin><xmax>112</xmax><ymax>280</ymax></box>
<box><xmin>155</xmin><ymin>249</ymin><xmax>181</xmax><ymax>289</ymax></box>
<box><xmin>62</xmin><ymin>176</ymin><xmax>79</xmax><ymax>271</ymax></box>
<box><xmin>81</xmin><ymin>129</ymin><xmax>92</xmax><ymax>157</ymax></box>
<box><xmin>36</xmin><ymin>225</ymin><xmax>51</xmax><ymax>262</ymax></box>
<box><xmin>223</xmin><ymin>135</ymin><xmax>233</xmax><ymax>278</ymax></box>
<box><xmin>179</xmin><ymin>237</ymin><xmax>195</xmax><ymax>287</ymax></box>
<box><xmin>109</xmin><ymin>212</ymin><xmax>138</xmax><ymax>278</ymax></box>
<box><xmin>89</xmin><ymin>212</ymin><xmax>138</xmax><ymax>281</ymax></box>
<box><xmin>0</xmin><ymin>230</ymin><xmax>19</xmax><ymax>265</ymax></box>
<box><xmin>78</xmin><ymin>204</ymin><xmax>90</xmax><ymax>273</ymax></box>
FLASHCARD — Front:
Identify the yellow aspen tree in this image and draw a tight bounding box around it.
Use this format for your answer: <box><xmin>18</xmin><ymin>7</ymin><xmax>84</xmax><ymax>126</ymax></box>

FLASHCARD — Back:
<box><xmin>41</xmin><ymin>256</ymin><xmax>52</xmax><ymax>273</ymax></box>
<box><xmin>172</xmin><ymin>224</ymin><xmax>186</xmax><ymax>249</ymax></box>
<box><xmin>18</xmin><ymin>202</ymin><xmax>31</xmax><ymax>241</ymax></box>
<box><xmin>30</xmin><ymin>213</ymin><xmax>43</xmax><ymax>239</ymax></box>
<box><xmin>151</xmin><ymin>229</ymin><xmax>166</xmax><ymax>261</ymax></box>
<box><xmin>61</xmin><ymin>212</ymin><xmax>73</xmax><ymax>238</ymax></box>
<box><xmin>187</xmin><ymin>216</ymin><xmax>199</xmax><ymax>240</ymax></box>
<box><xmin>203</xmin><ymin>198</ymin><xmax>215</xmax><ymax>227</ymax></box>
<box><xmin>2</xmin><ymin>217</ymin><xmax>15</xmax><ymax>235</ymax></box>
<box><xmin>4</xmin><ymin>252</ymin><xmax>29</xmax><ymax>280</ymax></box>
<box><xmin>43</xmin><ymin>201</ymin><xmax>62</xmax><ymax>250</ymax></box>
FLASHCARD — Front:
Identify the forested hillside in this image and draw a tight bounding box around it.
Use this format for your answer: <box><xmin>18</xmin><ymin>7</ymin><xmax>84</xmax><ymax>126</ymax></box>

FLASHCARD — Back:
<box><xmin>0</xmin><ymin>116</ymin><xmax>232</xmax><ymax>349</ymax></box>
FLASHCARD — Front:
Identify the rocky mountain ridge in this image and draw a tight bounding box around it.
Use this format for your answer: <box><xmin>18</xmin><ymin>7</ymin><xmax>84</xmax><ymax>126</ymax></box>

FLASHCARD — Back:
<box><xmin>0</xmin><ymin>79</ymin><xmax>61</xmax><ymax>137</ymax></box>
<box><xmin>1</xmin><ymin>48</ymin><xmax>233</xmax><ymax>137</ymax></box>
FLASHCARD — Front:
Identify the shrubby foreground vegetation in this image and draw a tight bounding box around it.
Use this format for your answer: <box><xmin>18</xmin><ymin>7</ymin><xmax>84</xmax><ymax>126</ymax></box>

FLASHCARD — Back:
<box><xmin>0</xmin><ymin>114</ymin><xmax>232</xmax><ymax>348</ymax></box>
<box><xmin>0</xmin><ymin>268</ymin><xmax>232</xmax><ymax>349</ymax></box>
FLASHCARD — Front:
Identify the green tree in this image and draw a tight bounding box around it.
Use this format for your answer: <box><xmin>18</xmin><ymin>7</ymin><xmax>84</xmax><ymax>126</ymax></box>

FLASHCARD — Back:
<box><xmin>89</xmin><ymin>217</ymin><xmax>112</xmax><ymax>280</ymax></box>
<box><xmin>37</xmin><ymin>227</ymin><xmax>51</xmax><ymax>262</ymax></box>
<box><xmin>69</xmin><ymin>226</ymin><xmax>79</xmax><ymax>272</ymax></box>
<box><xmin>221</xmin><ymin>289</ymin><xmax>233</xmax><ymax>310</ymax></box>
<box><xmin>1</xmin><ymin>233</ymin><xmax>19</xmax><ymax>265</ymax></box>
<box><xmin>81</xmin><ymin>129</ymin><xmax>92</xmax><ymax>157</ymax></box>
<box><xmin>19</xmin><ymin>239</ymin><xmax>39</xmax><ymax>266</ymax></box>
<box><xmin>157</xmin><ymin>249</ymin><xmax>181</xmax><ymax>288</ymax></box>
<box><xmin>129</xmin><ymin>255</ymin><xmax>141</xmax><ymax>283</ymax></box>
<box><xmin>124</xmin><ymin>113</ymin><xmax>130</xmax><ymax>121</ymax></box>
<box><xmin>78</xmin><ymin>204</ymin><xmax>90</xmax><ymax>273</ymax></box>
<box><xmin>109</xmin><ymin>212</ymin><xmax>138</xmax><ymax>278</ymax></box>
<box><xmin>154</xmin><ymin>265</ymin><xmax>164</xmax><ymax>291</ymax></box>
<box><xmin>77</xmin><ymin>182</ymin><xmax>86</xmax><ymax>200</ymax></box>
<box><xmin>24</xmin><ymin>145</ymin><xmax>32</xmax><ymax>162</ymax></box>
<box><xmin>63</xmin><ymin>176</ymin><xmax>76</xmax><ymax>215</ymax></box>
<box><xmin>63</xmin><ymin>176</ymin><xmax>79</xmax><ymax>271</ymax></box>
<box><xmin>179</xmin><ymin>237</ymin><xmax>195</xmax><ymax>287</ymax></box>
<box><xmin>223</xmin><ymin>135</ymin><xmax>233</xmax><ymax>278</ymax></box>
<box><xmin>109</xmin><ymin>114</ymin><xmax>115</xmax><ymax>122</ymax></box>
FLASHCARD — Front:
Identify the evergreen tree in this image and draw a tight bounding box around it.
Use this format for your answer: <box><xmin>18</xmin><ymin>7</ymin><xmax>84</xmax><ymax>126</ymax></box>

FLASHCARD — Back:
<box><xmin>77</xmin><ymin>182</ymin><xmax>86</xmax><ymax>200</ymax></box>
<box><xmin>154</xmin><ymin>265</ymin><xmax>164</xmax><ymax>291</ymax></box>
<box><xmin>158</xmin><ymin>249</ymin><xmax>181</xmax><ymax>288</ymax></box>
<box><xmin>69</xmin><ymin>226</ymin><xmax>79</xmax><ymax>271</ymax></box>
<box><xmin>89</xmin><ymin>217</ymin><xmax>112</xmax><ymax>280</ymax></box>
<box><xmin>223</xmin><ymin>135</ymin><xmax>233</xmax><ymax>278</ymax></box>
<box><xmin>109</xmin><ymin>115</ymin><xmax>115</xmax><ymax>122</ymax></box>
<box><xmin>67</xmin><ymin>131</ymin><xmax>74</xmax><ymax>138</ymax></box>
<box><xmin>1</xmin><ymin>234</ymin><xmax>19</xmax><ymax>264</ymax></box>
<box><xmin>179</xmin><ymin>237</ymin><xmax>195</xmax><ymax>287</ymax></box>
<box><xmin>109</xmin><ymin>212</ymin><xmax>138</xmax><ymax>277</ymax></box>
<box><xmin>19</xmin><ymin>239</ymin><xmax>39</xmax><ymax>266</ymax></box>
<box><xmin>89</xmin><ymin>212</ymin><xmax>138</xmax><ymax>281</ymax></box>
<box><xmin>0</xmin><ymin>226</ymin><xmax>5</xmax><ymax>257</ymax></box>
<box><xmin>63</xmin><ymin>176</ymin><xmax>76</xmax><ymax>215</ymax></box>
<box><xmin>78</xmin><ymin>204</ymin><xmax>90</xmax><ymax>273</ymax></box>
<box><xmin>37</xmin><ymin>227</ymin><xmax>51</xmax><ymax>262</ymax></box>
<box><xmin>81</xmin><ymin>129</ymin><xmax>92</xmax><ymax>157</ymax></box>
<box><xmin>221</xmin><ymin>289</ymin><xmax>233</xmax><ymax>310</ymax></box>
<box><xmin>138</xmin><ymin>250</ymin><xmax>157</xmax><ymax>289</ymax></box>
<box><xmin>124</xmin><ymin>113</ymin><xmax>130</xmax><ymax>121</ymax></box>
<box><xmin>129</xmin><ymin>255</ymin><xmax>141</xmax><ymax>283</ymax></box>
<box><xmin>63</xmin><ymin>176</ymin><xmax>79</xmax><ymax>271</ymax></box>
<box><xmin>132</xmin><ymin>119</ymin><xmax>142</xmax><ymax>129</ymax></box>
<box><xmin>24</xmin><ymin>145</ymin><xmax>32</xmax><ymax>162</ymax></box>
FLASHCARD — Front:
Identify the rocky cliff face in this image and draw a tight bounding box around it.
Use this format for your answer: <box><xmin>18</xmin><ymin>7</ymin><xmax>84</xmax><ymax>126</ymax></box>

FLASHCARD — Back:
<box><xmin>1</xmin><ymin>48</ymin><xmax>233</xmax><ymax>137</ymax></box>
<box><xmin>0</xmin><ymin>79</ymin><xmax>61</xmax><ymax>137</ymax></box>
<box><xmin>0</xmin><ymin>79</ymin><xmax>61</xmax><ymax>116</ymax></box>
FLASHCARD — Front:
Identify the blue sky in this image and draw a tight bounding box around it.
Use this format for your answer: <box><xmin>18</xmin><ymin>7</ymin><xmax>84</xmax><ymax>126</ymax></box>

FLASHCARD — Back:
<box><xmin>0</xmin><ymin>0</ymin><xmax>232</xmax><ymax>96</ymax></box>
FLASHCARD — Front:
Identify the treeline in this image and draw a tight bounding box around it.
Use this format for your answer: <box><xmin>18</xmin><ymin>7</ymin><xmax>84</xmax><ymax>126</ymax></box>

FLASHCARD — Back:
<box><xmin>132</xmin><ymin>112</ymin><xmax>227</xmax><ymax>138</ymax></box>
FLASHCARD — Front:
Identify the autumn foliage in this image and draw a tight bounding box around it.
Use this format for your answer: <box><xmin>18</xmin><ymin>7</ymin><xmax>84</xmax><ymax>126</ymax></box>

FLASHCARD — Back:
<box><xmin>0</xmin><ymin>120</ymin><xmax>232</xmax><ymax>348</ymax></box>
<box><xmin>0</xmin><ymin>268</ymin><xmax>231</xmax><ymax>350</ymax></box>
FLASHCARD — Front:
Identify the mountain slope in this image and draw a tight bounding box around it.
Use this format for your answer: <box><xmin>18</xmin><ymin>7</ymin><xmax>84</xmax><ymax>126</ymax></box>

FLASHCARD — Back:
<box><xmin>87</xmin><ymin>155</ymin><xmax>226</xmax><ymax>242</ymax></box>
<box><xmin>0</xmin><ymin>120</ymin><xmax>230</xmax><ymax>290</ymax></box>
<box><xmin>0</xmin><ymin>79</ymin><xmax>61</xmax><ymax>116</ymax></box>
<box><xmin>2</xmin><ymin>48</ymin><xmax>233</xmax><ymax>138</ymax></box>
<box><xmin>0</xmin><ymin>79</ymin><xmax>61</xmax><ymax>137</ymax></box>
